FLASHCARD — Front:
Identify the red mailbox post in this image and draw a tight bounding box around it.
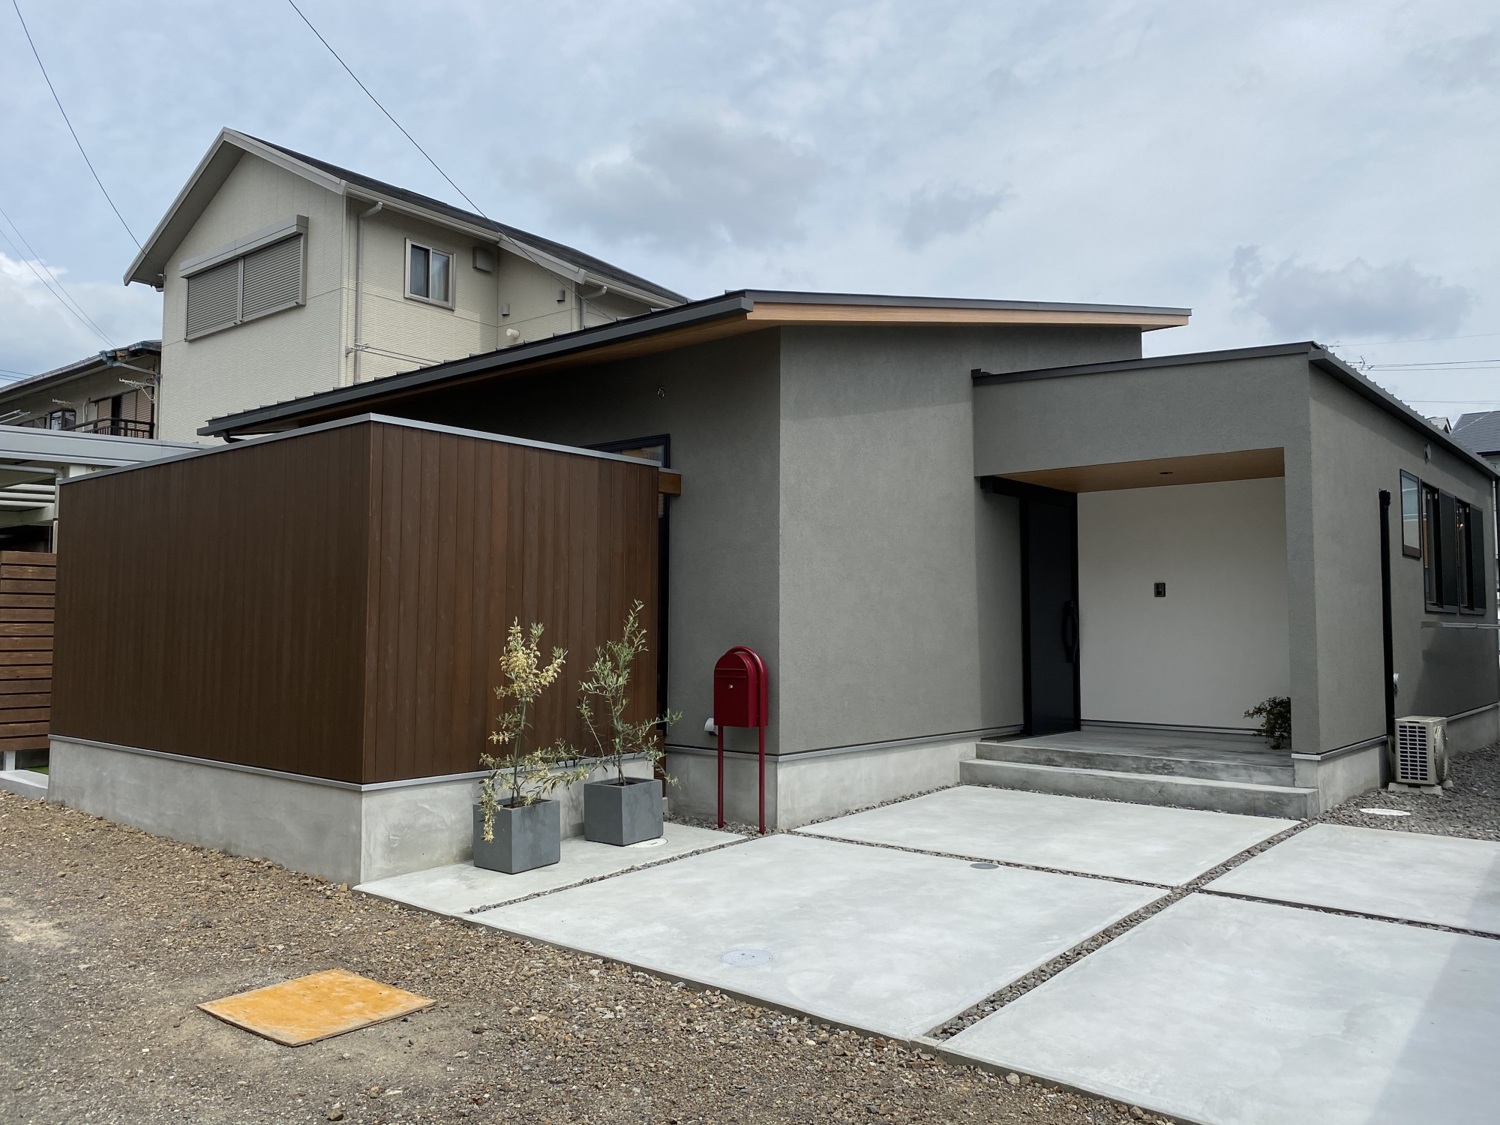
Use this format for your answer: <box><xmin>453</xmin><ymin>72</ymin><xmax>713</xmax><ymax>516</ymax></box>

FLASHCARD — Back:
<box><xmin>713</xmin><ymin>646</ymin><xmax>769</xmax><ymax>834</ymax></box>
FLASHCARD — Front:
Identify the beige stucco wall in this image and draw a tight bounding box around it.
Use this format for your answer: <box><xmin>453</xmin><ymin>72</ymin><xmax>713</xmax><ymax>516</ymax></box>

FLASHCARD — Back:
<box><xmin>156</xmin><ymin>152</ymin><xmax>657</xmax><ymax>439</ymax></box>
<box><xmin>157</xmin><ymin>153</ymin><xmax>346</xmax><ymax>441</ymax></box>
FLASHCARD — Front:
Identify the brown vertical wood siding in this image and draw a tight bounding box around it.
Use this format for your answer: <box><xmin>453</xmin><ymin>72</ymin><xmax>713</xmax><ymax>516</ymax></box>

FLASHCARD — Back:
<box><xmin>52</xmin><ymin>419</ymin><xmax>660</xmax><ymax>784</ymax></box>
<box><xmin>0</xmin><ymin>551</ymin><xmax>55</xmax><ymax>753</ymax></box>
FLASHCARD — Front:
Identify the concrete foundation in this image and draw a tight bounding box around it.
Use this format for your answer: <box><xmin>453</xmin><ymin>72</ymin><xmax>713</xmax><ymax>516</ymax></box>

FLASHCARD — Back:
<box><xmin>47</xmin><ymin>737</ymin><xmax>651</xmax><ymax>886</ymax></box>
<box><xmin>1446</xmin><ymin>702</ymin><xmax>1499</xmax><ymax>756</ymax></box>
<box><xmin>666</xmin><ymin>734</ymin><xmax>989</xmax><ymax>829</ymax></box>
<box><xmin>1292</xmin><ymin>737</ymin><xmax>1385</xmax><ymax>812</ymax></box>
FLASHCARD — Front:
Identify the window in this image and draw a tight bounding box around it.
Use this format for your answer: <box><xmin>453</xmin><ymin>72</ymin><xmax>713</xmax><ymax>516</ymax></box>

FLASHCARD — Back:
<box><xmin>1399</xmin><ymin>471</ymin><xmax>1422</xmax><ymax>558</ymax></box>
<box><xmin>45</xmin><ymin>409</ymin><xmax>75</xmax><ymax>430</ymax></box>
<box><xmin>1417</xmin><ymin>476</ymin><xmax>1486</xmax><ymax>614</ymax></box>
<box><xmin>184</xmin><ymin>231</ymin><xmax>305</xmax><ymax>339</ymax></box>
<box><xmin>406</xmin><ymin>241</ymin><xmax>453</xmax><ymax>307</ymax></box>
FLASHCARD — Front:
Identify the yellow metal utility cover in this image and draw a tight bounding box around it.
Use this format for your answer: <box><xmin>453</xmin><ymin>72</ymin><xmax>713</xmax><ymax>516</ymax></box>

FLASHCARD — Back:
<box><xmin>199</xmin><ymin>969</ymin><xmax>435</xmax><ymax>1046</ymax></box>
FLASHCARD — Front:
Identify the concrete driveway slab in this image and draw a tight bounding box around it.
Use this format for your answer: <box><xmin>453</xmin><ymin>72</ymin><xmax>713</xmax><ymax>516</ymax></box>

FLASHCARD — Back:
<box><xmin>798</xmin><ymin>786</ymin><xmax>1293</xmax><ymax>885</ymax></box>
<box><xmin>477</xmin><ymin>833</ymin><xmax>1163</xmax><ymax>1039</ymax></box>
<box><xmin>1206</xmin><ymin>823</ymin><xmax>1500</xmax><ymax>934</ymax></box>
<box><xmin>355</xmin><ymin>823</ymin><xmax>742</xmax><ymax>917</ymax></box>
<box><xmin>946</xmin><ymin>894</ymin><xmax>1500</xmax><ymax>1125</ymax></box>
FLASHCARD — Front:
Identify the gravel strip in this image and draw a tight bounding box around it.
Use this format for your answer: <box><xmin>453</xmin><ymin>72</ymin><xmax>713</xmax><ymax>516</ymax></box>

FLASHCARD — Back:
<box><xmin>1319</xmin><ymin>741</ymin><xmax>1500</xmax><ymax>840</ymax></box>
<box><xmin>1</xmin><ymin>792</ymin><xmax>1173</xmax><ymax>1125</ymax></box>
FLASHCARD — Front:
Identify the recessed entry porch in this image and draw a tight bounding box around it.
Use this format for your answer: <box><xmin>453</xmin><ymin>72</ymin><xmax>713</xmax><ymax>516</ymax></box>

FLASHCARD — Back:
<box><xmin>974</xmin><ymin>448</ymin><xmax>1314</xmax><ymax>818</ymax></box>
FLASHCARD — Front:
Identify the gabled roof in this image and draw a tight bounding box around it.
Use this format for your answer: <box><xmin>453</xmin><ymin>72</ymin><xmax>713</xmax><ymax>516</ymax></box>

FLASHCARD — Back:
<box><xmin>201</xmin><ymin>289</ymin><xmax>1191</xmax><ymax>437</ymax></box>
<box><xmin>0</xmin><ymin>341</ymin><xmax>160</xmax><ymax>406</ymax></box>
<box><xmin>123</xmin><ymin>129</ymin><xmax>687</xmax><ymax>307</ymax></box>
<box><xmin>1453</xmin><ymin>410</ymin><xmax>1500</xmax><ymax>457</ymax></box>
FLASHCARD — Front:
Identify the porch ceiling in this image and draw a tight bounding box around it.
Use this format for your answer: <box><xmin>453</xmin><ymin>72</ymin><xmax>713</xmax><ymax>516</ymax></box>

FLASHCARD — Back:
<box><xmin>996</xmin><ymin>446</ymin><xmax>1284</xmax><ymax>492</ymax></box>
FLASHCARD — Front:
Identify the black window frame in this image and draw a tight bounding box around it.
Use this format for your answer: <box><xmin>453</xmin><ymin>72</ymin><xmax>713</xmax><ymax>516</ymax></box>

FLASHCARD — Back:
<box><xmin>1416</xmin><ymin>474</ymin><xmax>1486</xmax><ymax>615</ymax></box>
<box><xmin>1399</xmin><ymin>470</ymin><xmax>1422</xmax><ymax>558</ymax></box>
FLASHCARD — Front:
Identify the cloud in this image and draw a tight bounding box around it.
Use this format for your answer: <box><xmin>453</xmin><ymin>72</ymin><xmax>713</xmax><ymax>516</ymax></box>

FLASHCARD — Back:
<box><xmin>521</xmin><ymin>116</ymin><xmax>823</xmax><ymax>255</ymax></box>
<box><xmin>1229</xmin><ymin>247</ymin><xmax>1475</xmax><ymax>341</ymax></box>
<box><xmin>894</xmin><ymin>183</ymin><xmax>1010</xmax><ymax>250</ymax></box>
<box><xmin>1410</xmin><ymin>32</ymin><xmax>1500</xmax><ymax>91</ymax></box>
<box><xmin>0</xmin><ymin>253</ymin><xmax>160</xmax><ymax>377</ymax></box>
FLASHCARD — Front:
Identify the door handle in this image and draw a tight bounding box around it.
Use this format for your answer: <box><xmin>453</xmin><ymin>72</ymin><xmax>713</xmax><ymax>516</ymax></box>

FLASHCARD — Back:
<box><xmin>1062</xmin><ymin>600</ymin><xmax>1079</xmax><ymax>665</ymax></box>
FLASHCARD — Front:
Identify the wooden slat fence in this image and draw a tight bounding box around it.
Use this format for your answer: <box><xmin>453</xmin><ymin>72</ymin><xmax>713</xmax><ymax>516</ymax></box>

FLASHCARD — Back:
<box><xmin>0</xmin><ymin>550</ymin><xmax>54</xmax><ymax>768</ymax></box>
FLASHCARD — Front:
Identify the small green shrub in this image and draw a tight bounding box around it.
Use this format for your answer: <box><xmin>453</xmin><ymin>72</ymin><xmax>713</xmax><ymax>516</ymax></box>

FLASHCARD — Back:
<box><xmin>578</xmin><ymin>600</ymin><xmax>682</xmax><ymax>784</ymax></box>
<box><xmin>1244</xmin><ymin>696</ymin><xmax>1292</xmax><ymax>750</ymax></box>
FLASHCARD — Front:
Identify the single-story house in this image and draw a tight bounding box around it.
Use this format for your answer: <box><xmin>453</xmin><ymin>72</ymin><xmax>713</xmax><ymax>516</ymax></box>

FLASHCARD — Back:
<box><xmin>46</xmin><ymin>291</ymin><xmax>1500</xmax><ymax>883</ymax></box>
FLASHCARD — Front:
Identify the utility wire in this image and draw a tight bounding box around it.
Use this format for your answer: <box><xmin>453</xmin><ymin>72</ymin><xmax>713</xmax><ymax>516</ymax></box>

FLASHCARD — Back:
<box><xmin>0</xmin><ymin>222</ymin><xmax>115</xmax><ymax>349</ymax></box>
<box><xmin>0</xmin><ymin>201</ymin><xmax>116</xmax><ymax>346</ymax></box>
<box><xmin>11</xmin><ymin>0</ymin><xmax>141</xmax><ymax>249</ymax></box>
<box><xmin>285</xmin><ymin>0</ymin><xmax>487</xmax><ymax>217</ymax></box>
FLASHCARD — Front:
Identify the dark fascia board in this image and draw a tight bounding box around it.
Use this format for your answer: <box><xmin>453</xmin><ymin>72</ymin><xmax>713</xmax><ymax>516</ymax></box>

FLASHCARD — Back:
<box><xmin>0</xmin><ymin>341</ymin><xmax>162</xmax><ymax>404</ymax></box>
<box><xmin>974</xmin><ymin>342</ymin><xmax>1500</xmax><ymax>483</ymax></box>
<box><xmin>202</xmin><ymin>289</ymin><xmax>1191</xmax><ymax>437</ymax></box>
<box><xmin>201</xmin><ymin>293</ymin><xmax>756</xmax><ymax>436</ymax></box>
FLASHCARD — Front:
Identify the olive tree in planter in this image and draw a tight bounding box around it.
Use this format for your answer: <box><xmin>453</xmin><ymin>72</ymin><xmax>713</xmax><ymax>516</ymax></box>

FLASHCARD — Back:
<box><xmin>579</xmin><ymin>601</ymin><xmax>682</xmax><ymax>846</ymax></box>
<box><xmin>474</xmin><ymin>620</ymin><xmax>590</xmax><ymax>874</ymax></box>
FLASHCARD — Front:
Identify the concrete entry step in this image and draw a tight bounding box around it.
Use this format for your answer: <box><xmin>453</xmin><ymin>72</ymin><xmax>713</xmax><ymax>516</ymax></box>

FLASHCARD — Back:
<box><xmin>959</xmin><ymin>758</ymin><xmax>1319</xmax><ymax>819</ymax></box>
<box><xmin>977</xmin><ymin>738</ymin><xmax>1296</xmax><ymax>786</ymax></box>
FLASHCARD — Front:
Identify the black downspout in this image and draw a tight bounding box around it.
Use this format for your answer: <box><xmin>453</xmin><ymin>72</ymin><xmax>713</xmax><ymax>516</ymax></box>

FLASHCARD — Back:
<box><xmin>1379</xmin><ymin>490</ymin><xmax>1397</xmax><ymax>752</ymax></box>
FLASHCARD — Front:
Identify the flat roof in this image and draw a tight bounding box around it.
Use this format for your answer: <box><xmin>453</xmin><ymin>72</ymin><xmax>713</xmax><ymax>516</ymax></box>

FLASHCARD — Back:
<box><xmin>973</xmin><ymin>343</ymin><xmax>1500</xmax><ymax>482</ymax></box>
<box><xmin>202</xmin><ymin>289</ymin><xmax>1191</xmax><ymax>437</ymax></box>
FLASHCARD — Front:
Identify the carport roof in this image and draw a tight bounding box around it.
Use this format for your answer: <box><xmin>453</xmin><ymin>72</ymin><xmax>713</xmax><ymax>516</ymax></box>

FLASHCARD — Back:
<box><xmin>200</xmin><ymin>289</ymin><xmax>1191</xmax><ymax>438</ymax></box>
<box><xmin>972</xmin><ymin>342</ymin><xmax>1500</xmax><ymax>482</ymax></box>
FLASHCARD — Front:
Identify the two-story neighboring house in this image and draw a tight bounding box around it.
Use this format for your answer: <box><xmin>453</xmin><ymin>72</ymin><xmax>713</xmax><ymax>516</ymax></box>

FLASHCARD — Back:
<box><xmin>0</xmin><ymin>341</ymin><xmax>160</xmax><ymax>439</ymax></box>
<box><xmin>123</xmin><ymin>129</ymin><xmax>688</xmax><ymax>441</ymax></box>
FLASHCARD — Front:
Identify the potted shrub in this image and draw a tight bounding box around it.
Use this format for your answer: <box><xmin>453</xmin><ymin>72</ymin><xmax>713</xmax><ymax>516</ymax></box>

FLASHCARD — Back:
<box><xmin>578</xmin><ymin>601</ymin><xmax>682</xmax><ymax>846</ymax></box>
<box><xmin>474</xmin><ymin>620</ymin><xmax>589</xmax><ymax>874</ymax></box>
<box><xmin>1245</xmin><ymin>695</ymin><xmax>1292</xmax><ymax>750</ymax></box>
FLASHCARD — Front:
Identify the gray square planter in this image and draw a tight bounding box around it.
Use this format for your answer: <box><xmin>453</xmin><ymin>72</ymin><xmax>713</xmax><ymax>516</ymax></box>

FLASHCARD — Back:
<box><xmin>472</xmin><ymin>800</ymin><xmax>561</xmax><ymax>874</ymax></box>
<box><xmin>584</xmin><ymin>776</ymin><xmax>663</xmax><ymax>846</ymax></box>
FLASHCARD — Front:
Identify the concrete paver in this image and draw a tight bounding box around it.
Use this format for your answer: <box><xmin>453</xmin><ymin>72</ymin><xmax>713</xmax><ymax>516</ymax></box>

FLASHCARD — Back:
<box><xmin>476</xmin><ymin>832</ymin><xmax>1164</xmax><ymax>1039</ymax></box>
<box><xmin>355</xmin><ymin>823</ymin><xmax>742</xmax><ymax>916</ymax></box>
<box><xmin>946</xmin><ymin>893</ymin><xmax>1500</xmax><ymax>1125</ymax></box>
<box><xmin>1206</xmin><ymin>822</ymin><xmax>1500</xmax><ymax>934</ymax></box>
<box><xmin>797</xmin><ymin>786</ymin><xmax>1293</xmax><ymax>885</ymax></box>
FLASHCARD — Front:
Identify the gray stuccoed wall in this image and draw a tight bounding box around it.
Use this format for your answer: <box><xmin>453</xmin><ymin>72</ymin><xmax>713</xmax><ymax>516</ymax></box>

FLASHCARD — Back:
<box><xmin>775</xmin><ymin>324</ymin><xmax>1144</xmax><ymax>753</ymax></box>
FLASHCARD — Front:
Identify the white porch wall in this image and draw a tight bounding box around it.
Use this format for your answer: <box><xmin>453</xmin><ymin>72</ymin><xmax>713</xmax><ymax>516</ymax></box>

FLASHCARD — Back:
<box><xmin>1078</xmin><ymin>477</ymin><xmax>1290</xmax><ymax>729</ymax></box>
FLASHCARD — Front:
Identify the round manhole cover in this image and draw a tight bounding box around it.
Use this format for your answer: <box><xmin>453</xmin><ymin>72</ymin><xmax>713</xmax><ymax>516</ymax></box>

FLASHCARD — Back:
<box><xmin>970</xmin><ymin>862</ymin><xmax>999</xmax><ymax>870</ymax></box>
<box><xmin>629</xmin><ymin>837</ymin><xmax>667</xmax><ymax>848</ymax></box>
<box><xmin>720</xmin><ymin>948</ymin><xmax>772</xmax><ymax>967</ymax></box>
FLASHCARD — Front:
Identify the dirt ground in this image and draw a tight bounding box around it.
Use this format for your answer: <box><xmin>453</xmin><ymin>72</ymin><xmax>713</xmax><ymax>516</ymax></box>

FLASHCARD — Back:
<box><xmin>0</xmin><ymin>792</ymin><xmax>1166</xmax><ymax>1125</ymax></box>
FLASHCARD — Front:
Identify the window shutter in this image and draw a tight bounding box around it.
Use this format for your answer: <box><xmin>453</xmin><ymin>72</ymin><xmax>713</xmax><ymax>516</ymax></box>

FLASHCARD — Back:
<box><xmin>241</xmin><ymin>236</ymin><xmax>303</xmax><ymax>321</ymax></box>
<box><xmin>1470</xmin><ymin>505</ymin><xmax>1487</xmax><ymax>612</ymax></box>
<box><xmin>1440</xmin><ymin>491</ymin><xmax>1460</xmax><ymax>609</ymax></box>
<box><xmin>185</xmin><ymin>260</ymin><xmax>240</xmax><ymax>338</ymax></box>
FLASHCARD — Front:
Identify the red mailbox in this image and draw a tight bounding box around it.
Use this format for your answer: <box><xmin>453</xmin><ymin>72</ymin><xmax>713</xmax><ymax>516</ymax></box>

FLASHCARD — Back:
<box><xmin>713</xmin><ymin>646</ymin><xmax>769</xmax><ymax>834</ymax></box>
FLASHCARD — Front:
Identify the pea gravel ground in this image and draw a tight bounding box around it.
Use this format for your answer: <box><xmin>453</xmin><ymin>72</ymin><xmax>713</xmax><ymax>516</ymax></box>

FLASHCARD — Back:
<box><xmin>0</xmin><ymin>791</ymin><xmax>1173</xmax><ymax>1125</ymax></box>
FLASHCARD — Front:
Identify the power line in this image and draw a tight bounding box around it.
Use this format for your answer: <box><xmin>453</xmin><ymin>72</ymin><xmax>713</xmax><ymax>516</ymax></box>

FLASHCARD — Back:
<box><xmin>0</xmin><ymin>201</ymin><xmax>116</xmax><ymax>346</ymax></box>
<box><xmin>285</xmin><ymin>0</ymin><xmax>487</xmax><ymax>217</ymax></box>
<box><xmin>0</xmin><ymin>223</ymin><xmax>115</xmax><ymax>349</ymax></box>
<box><xmin>11</xmin><ymin>0</ymin><xmax>141</xmax><ymax>249</ymax></box>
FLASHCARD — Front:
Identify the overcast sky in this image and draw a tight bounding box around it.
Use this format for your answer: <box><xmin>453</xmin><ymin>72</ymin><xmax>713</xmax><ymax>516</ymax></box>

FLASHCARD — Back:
<box><xmin>2</xmin><ymin>0</ymin><xmax>1497</xmax><ymax>419</ymax></box>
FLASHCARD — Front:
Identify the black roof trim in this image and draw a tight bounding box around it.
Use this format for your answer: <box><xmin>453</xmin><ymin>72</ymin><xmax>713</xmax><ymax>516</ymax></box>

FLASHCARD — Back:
<box><xmin>975</xmin><ymin>343</ymin><xmax>1499</xmax><ymax>482</ymax></box>
<box><xmin>249</xmin><ymin>136</ymin><xmax>687</xmax><ymax>304</ymax></box>
<box><xmin>202</xmin><ymin>294</ymin><xmax>755</xmax><ymax>436</ymax></box>
<box><xmin>202</xmin><ymin>289</ymin><xmax>1191</xmax><ymax>437</ymax></box>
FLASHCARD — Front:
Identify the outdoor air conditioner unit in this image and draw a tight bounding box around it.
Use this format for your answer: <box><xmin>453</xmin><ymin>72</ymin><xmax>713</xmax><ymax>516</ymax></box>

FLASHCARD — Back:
<box><xmin>1394</xmin><ymin>716</ymin><xmax>1448</xmax><ymax>786</ymax></box>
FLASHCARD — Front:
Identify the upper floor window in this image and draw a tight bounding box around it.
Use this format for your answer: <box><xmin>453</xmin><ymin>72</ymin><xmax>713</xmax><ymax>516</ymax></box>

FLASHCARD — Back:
<box><xmin>183</xmin><ymin>217</ymin><xmax>307</xmax><ymax>340</ymax></box>
<box><xmin>406</xmin><ymin>241</ymin><xmax>453</xmax><ymax>307</ymax></box>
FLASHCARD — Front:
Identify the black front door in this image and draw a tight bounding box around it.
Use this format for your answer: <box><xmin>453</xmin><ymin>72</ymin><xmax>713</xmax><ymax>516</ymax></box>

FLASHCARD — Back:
<box><xmin>1021</xmin><ymin>491</ymin><xmax>1080</xmax><ymax>736</ymax></box>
